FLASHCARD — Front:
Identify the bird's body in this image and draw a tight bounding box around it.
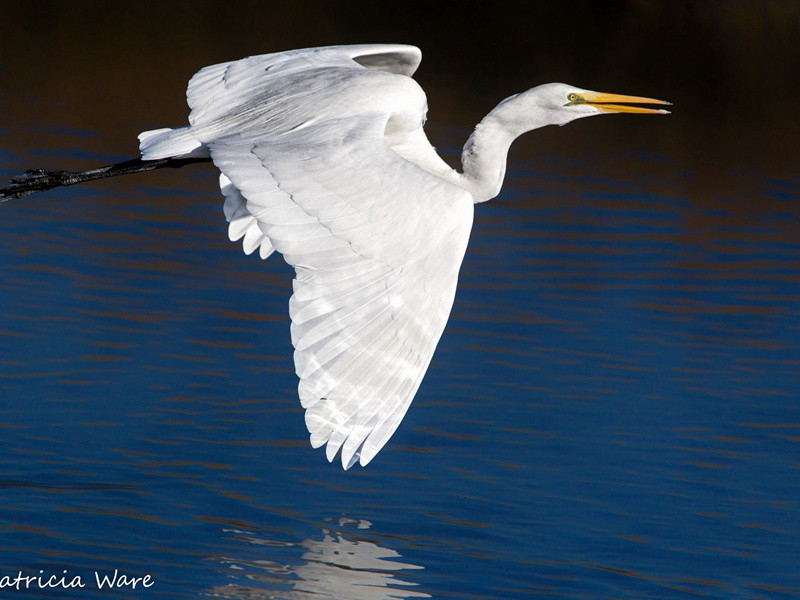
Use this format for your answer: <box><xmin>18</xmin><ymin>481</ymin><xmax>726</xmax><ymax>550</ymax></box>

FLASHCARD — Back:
<box><xmin>138</xmin><ymin>44</ymin><xmax>668</xmax><ymax>469</ymax></box>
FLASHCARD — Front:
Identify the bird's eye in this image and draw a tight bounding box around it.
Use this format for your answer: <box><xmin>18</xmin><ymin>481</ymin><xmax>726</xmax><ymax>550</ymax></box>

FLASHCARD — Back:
<box><xmin>567</xmin><ymin>93</ymin><xmax>578</xmax><ymax>102</ymax></box>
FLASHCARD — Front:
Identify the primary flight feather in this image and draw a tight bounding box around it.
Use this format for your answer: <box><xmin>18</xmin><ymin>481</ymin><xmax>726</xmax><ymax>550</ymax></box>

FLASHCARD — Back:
<box><xmin>138</xmin><ymin>44</ymin><xmax>669</xmax><ymax>469</ymax></box>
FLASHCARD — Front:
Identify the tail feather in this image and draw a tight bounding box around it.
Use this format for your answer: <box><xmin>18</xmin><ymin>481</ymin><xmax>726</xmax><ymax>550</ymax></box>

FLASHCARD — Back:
<box><xmin>138</xmin><ymin>127</ymin><xmax>207</xmax><ymax>160</ymax></box>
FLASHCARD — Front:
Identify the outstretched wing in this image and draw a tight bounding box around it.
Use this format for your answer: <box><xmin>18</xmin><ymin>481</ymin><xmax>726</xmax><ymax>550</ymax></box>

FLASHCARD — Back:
<box><xmin>187</xmin><ymin>46</ymin><xmax>474</xmax><ymax>468</ymax></box>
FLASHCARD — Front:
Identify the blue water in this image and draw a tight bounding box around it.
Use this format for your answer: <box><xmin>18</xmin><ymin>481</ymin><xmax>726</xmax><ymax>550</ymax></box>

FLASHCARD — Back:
<box><xmin>1</xmin><ymin>139</ymin><xmax>799</xmax><ymax>599</ymax></box>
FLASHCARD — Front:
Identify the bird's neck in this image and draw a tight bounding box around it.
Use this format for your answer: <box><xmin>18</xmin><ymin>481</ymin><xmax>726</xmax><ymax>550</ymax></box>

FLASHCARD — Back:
<box><xmin>459</xmin><ymin>113</ymin><xmax>519</xmax><ymax>203</ymax></box>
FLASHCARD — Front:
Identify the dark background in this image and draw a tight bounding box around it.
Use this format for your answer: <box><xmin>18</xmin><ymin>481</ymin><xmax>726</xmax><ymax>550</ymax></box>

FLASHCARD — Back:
<box><xmin>3</xmin><ymin>0</ymin><xmax>799</xmax><ymax>194</ymax></box>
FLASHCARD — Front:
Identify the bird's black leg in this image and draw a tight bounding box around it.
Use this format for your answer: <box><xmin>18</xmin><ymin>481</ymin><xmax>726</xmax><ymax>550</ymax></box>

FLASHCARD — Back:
<box><xmin>0</xmin><ymin>156</ymin><xmax>213</xmax><ymax>204</ymax></box>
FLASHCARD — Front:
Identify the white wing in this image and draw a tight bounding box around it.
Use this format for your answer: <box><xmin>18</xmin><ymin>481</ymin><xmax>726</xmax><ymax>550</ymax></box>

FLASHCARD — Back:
<box><xmin>143</xmin><ymin>45</ymin><xmax>473</xmax><ymax>468</ymax></box>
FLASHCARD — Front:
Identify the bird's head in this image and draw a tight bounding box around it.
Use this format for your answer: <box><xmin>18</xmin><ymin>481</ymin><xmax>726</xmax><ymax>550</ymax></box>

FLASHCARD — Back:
<box><xmin>495</xmin><ymin>83</ymin><xmax>670</xmax><ymax>132</ymax></box>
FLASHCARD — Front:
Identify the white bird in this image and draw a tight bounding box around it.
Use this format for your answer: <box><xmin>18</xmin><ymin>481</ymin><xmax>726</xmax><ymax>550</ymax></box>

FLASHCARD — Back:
<box><xmin>137</xmin><ymin>44</ymin><xmax>669</xmax><ymax>469</ymax></box>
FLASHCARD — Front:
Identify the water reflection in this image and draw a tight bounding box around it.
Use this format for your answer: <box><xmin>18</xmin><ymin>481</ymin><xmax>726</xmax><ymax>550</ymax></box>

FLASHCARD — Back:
<box><xmin>208</xmin><ymin>518</ymin><xmax>429</xmax><ymax>599</ymax></box>
<box><xmin>2</xmin><ymin>146</ymin><xmax>799</xmax><ymax>599</ymax></box>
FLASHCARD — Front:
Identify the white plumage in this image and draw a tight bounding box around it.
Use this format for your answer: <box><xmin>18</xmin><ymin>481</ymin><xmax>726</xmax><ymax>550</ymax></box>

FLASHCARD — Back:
<box><xmin>138</xmin><ymin>44</ymin><xmax>668</xmax><ymax>469</ymax></box>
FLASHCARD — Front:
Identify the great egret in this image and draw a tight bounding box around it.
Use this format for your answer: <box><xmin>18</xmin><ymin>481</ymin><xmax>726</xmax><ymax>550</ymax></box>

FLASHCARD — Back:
<box><xmin>4</xmin><ymin>44</ymin><xmax>670</xmax><ymax>469</ymax></box>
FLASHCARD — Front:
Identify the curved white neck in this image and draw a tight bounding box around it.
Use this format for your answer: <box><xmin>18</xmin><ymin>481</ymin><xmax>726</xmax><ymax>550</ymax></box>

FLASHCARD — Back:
<box><xmin>459</xmin><ymin>114</ymin><xmax>517</xmax><ymax>203</ymax></box>
<box><xmin>456</xmin><ymin>88</ymin><xmax>597</xmax><ymax>203</ymax></box>
<box><xmin>392</xmin><ymin>88</ymin><xmax>590</xmax><ymax>204</ymax></box>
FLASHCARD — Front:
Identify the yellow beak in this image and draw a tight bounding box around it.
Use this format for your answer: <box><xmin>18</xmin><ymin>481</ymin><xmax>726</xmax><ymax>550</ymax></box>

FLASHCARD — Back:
<box><xmin>577</xmin><ymin>91</ymin><xmax>671</xmax><ymax>114</ymax></box>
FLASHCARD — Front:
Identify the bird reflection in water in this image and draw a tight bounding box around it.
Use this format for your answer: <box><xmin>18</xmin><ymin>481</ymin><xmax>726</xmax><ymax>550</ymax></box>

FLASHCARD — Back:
<box><xmin>208</xmin><ymin>517</ymin><xmax>429</xmax><ymax>599</ymax></box>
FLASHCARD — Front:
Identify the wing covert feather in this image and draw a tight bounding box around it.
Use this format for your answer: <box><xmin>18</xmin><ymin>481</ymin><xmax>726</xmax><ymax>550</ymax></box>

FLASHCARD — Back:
<box><xmin>189</xmin><ymin>49</ymin><xmax>473</xmax><ymax>468</ymax></box>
